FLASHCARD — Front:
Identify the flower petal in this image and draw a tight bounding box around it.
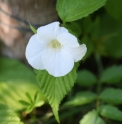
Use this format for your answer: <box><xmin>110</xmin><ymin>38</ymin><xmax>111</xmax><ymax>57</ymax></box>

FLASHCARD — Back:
<box><xmin>37</xmin><ymin>22</ymin><xmax>60</xmax><ymax>43</ymax></box>
<box><xmin>25</xmin><ymin>34</ymin><xmax>46</xmax><ymax>69</ymax></box>
<box><xmin>57</xmin><ymin>33</ymin><xmax>79</xmax><ymax>47</ymax></box>
<box><xmin>64</xmin><ymin>44</ymin><xmax>87</xmax><ymax>62</ymax></box>
<box><xmin>42</xmin><ymin>49</ymin><xmax>74</xmax><ymax>77</ymax></box>
<box><xmin>59</xmin><ymin>27</ymin><xmax>68</xmax><ymax>34</ymax></box>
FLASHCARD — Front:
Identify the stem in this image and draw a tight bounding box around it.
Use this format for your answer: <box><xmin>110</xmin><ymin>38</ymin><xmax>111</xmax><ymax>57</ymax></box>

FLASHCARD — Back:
<box><xmin>94</xmin><ymin>53</ymin><xmax>103</xmax><ymax>110</ymax></box>
<box><xmin>61</xmin><ymin>21</ymin><xmax>66</xmax><ymax>27</ymax></box>
<box><xmin>95</xmin><ymin>53</ymin><xmax>103</xmax><ymax>74</ymax></box>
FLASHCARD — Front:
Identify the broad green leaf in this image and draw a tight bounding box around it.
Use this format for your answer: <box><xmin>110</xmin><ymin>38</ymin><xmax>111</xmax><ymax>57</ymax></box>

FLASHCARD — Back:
<box><xmin>77</xmin><ymin>70</ymin><xmax>97</xmax><ymax>87</ymax></box>
<box><xmin>0</xmin><ymin>58</ymin><xmax>45</xmax><ymax>111</ymax></box>
<box><xmin>100</xmin><ymin>88</ymin><xmax>122</xmax><ymax>105</ymax></box>
<box><xmin>79</xmin><ymin>110</ymin><xmax>105</xmax><ymax>124</ymax></box>
<box><xmin>35</xmin><ymin>63</ymin><xmax>79</xmax><ymax>123</ymax></box>
<box><xmin>100</xmin><ymin>65</ymin><xmax>122</xmax><ymax>84</ymax></box>
<box><xmin>63</xmin><ymin>91</ymin><xmax>97</xmax><ymax>107</ymax></box>
<box><xmin>0</xmin><ymin>104</ymin><xmax>23</xmax><ymax>124</ymax></box>
<box><xmin>105</xmin><ymin>0</ymin><xmax>122</xmax><ymax>21</ymax></box>
<box><xmin>56</xmin><ymin>0</ymin><xmax>107</xmax><ymax>22</ymax></box>
<box><xmin>29</xmin><ymin>23</ymin><xmax>37</xmax><ymax>33</ymax></box>
<box><xmin>99</xmin><ymin>105</ymin><xmax>122</xmax><ymax>121</ymax></box>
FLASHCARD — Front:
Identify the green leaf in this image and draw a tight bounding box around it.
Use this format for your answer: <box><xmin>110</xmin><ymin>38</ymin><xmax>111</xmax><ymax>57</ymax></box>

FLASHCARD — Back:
<box><xmin>79</xmin><ymin>110</ymin><xmax>106</xmax><ymax>124</ymax></box>
<box><xmin>0</xmin><ymin>58</ymin><xmax>45</xmax><ymax>111</ymax></box>
<box><xmin>99</xmin><ymin>105</ymin><xmax>122</xmax><ymax>121</ymax></box>
<box><xmin>98</xmin><ymin>14</ymin><xmax>122</xmax><ymax>58</ymax></box>
<box><xmin>100</xmin><ymin>88</ymin><xmax>122</xmax><ymax>105</ymax></box>
<box><xmin>19</xmin><ymin>91</ymin><xmax>45</xmax><ymax>113</ymax></box>
<box><xmin>103</xmin><ymin>32</ymin><xmax>122</xmax><ymax>58</ymax></box>
<box><xmin>56</xmin><ymin>0</ymin><xmax>107</xmax><ymax>22</ymax></box>
<box><xmin>100</xmin><ymin>65</ymin><xmax>122</xmax><ymax>84</ymax></box>
<box><xmin>29</xmin><ymin>23</ymin><xmax>37</xmax><ymax>33</ymax></box>
<box><xmin>0</xmin><ymin>104</ymin><xmax>23</xmax><ymax>124</ymax></box>
<box><xmin>105</xmin><ymin>0</ymin><xmax>122</xmax><ymax>21</ymax></box>
<box><xmin>63</xmin><ymin>91</ymin><xmax>97</xmax><ymax>107</ymax></box>
<box><xmin>26</xmin><ymin>92</ymin><xmax>33</xmax><ymax>103</ymax></box>
<box><xmin>35</xmin><ymin>63</ymin><xmax>79</xmax><ymax>123</ymax></box>
<box><xmin>77</xmin><ymin>70</ymin><xmax>97</xmax><ymax>87</ymax></box>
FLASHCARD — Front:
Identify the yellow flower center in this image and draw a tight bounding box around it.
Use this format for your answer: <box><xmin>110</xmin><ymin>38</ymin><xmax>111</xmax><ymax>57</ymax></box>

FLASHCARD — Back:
<box><xmin>50</xmin><ymin>39</ymin><xmax>61</xmax><ymax>49</ymax></box>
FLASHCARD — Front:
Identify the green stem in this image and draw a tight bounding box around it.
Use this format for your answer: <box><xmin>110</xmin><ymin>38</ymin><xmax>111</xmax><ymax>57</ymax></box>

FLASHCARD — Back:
<box><xmin>95</xmin><ymin>53</ymin><xmax>103</xmax><ymax>74</ymax></box>
<box><xmin>94</xmin><ymin>53</ymin><xmax>103</xmax><ymax>110</ymax></box>
<box><xmin>61</xmin><ymin>21</ymin><xmax>66</xmax><ymax>27</ymax></box>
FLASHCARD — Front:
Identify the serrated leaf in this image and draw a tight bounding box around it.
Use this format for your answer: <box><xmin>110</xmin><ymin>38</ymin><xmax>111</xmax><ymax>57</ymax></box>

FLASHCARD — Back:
<box><xmin>79</xmin><ymin>110</ymin><xmax>106</xmax><ymax>124</ymax></box>
<box><xmin>100</xmin><ymin>65</ymin><xmax>122</xmax><ymax>84</ymax></box>
<box><xmin>105</xmin><ymin>0</ymin><xmax>122</xmax><ymax>21</ymax></box>
<box><xmin>0</xmin><ymin>104</ymin><xmax>23</xmax><ymax>124</ymax></box>
<box><xmin>56</xmin><ymin>0</ymin><xmax>107</xmax><ymax>22</ymax></box>
<box><xmin>63</xmin><ymin>91</ymin><xmax>97</xmax><ymax>107</ymax></box>
<box><xmin>77</xmin><ymin>70</ymin><xmax>97</xmax><ymax>87</ymax></box>
<box><xmin>35</xmin><ymin>63</ymin><xmax>79</xmax><ymax>123</ymax></box>
<box><xmin>0</xmin><ymin>58</ymin><xmax>45</xmax><ymax>111</ymax></box>
<box><xmin>100</xmin><ymin>88</ymin><xmax>122</xmax><ymax>105</ymax></box>
<box><xmin>29</xmin><ymin>23</ymin><xmax>37</xmax><ymax>34</ymax></box>
<box><xmin>99</xmin><ymin>105</ymin><xmax>122</xmax><ymax>121</ymax></box>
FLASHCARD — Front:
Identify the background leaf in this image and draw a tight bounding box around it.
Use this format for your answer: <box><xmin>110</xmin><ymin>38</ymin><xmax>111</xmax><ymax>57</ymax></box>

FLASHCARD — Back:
<box><xmin>0</xmin><ymin>58</ymin><xmax>45</xmax><ymax>111</ymax></box>
<box><xmin>79</xmin><ymin>110</ymin><xmax>105</xmax><ymax>124</ymax></box>
<box><xmin>100</xmin><ymin>88</ymin><xmax>122</xmax><ymax>104</ymax></box>
<box><xmin>77</xmin><ymin>70</ymin><xmax>97</xmax><ymax>87</ymax></box>
<box><xmin>56</xmin><ymin>0</ymin><xmax>107</xmax><ymax>22</ymax></box>
<box><xmin>103</xmin><ymin>32</ymin><xmax>122</xmax><ymax>58</ymax></box>
<box><xmin>19</xmin><ymin>91</ymin><xmax>45</xmax><ymax>113</ymax></box>
<box><xmin>99</xmin><ymin>105</ymin><xmax>122</xmax><ymax>121</ymax></box>
<box><xmin>98</xmin><ymin>14</ymin><xmax>122</xmax><ymax>58</ymax></box>
<box><xmin>29</xmin><ymin>23</ymin><xmax>37</xmax><ymax>34</ymax></box>
<box><xmin>100</xmin><ymin>65</ymin><xmax>122</xmax><ymax>84</ymax></box>
<box><xmin>0</xmin><ymin>104</ymin><xmax>23</xmax><ymax>124</ymax></box>
<box><xmin>35</xmin><ymin>63</ymin><xmax>78</xmax><ymax>123</ymax></box>
<box><xmin>105</xmin><ymin>0</ymin><xmax>122</xmax><ymax>21</ymax></box>
<box><xmin>63</xmin><ymin>91</ymin><xmax>97</xmax><ymax>107</ymax></box>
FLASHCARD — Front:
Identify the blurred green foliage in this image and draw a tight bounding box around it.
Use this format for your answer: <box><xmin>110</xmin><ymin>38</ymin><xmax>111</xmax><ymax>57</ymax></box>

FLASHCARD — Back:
<box><xmin>0</xmin><ymin>104</ymin><xmax>23</xmax><ymax>124</ymax></box>
<box><xmin>0</xmin><ymin>58</ymin><xmax>45</xmax><ymax>112</ymax></box>
<box><xmin>1</xmin><ymin>0</ymin><xmax>122</xmax><ymax>124</ymax></box>
<box><xmin>56</xmin><ymin>0</ymin><xmax>122</xmax><ymax>123</ymax></box>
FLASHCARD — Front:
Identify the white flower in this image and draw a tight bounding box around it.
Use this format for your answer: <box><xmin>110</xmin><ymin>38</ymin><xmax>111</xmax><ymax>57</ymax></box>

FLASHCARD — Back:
<box><xmin>25</xmin><ymin>22</ymin><xmax>87</xmax><ymax>77</ymax></box>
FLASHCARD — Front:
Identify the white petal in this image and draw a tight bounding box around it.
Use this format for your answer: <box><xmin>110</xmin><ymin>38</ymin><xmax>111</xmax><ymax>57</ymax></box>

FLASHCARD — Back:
<box><xmin>59</xmin><ymin>27</ymin><xmax>68</xmax><ymax>34</ymax></box>
<box><xmin>65</xmin><ymin>44</ymin><xmax>87</xmax><ymax>62</ymax></box>
<box><xmin>57</xmin><ymin>33</ymin><xmax>79</xmax><ymax>47</ymax></box>
<box><xmin>25</xmin><ymin>34</ymin><xmax>46</xmax><ymax>69</ymax></box>
<box><xmin>42</xmin><ymin>49</ymin><xmax>74</xmax><ymax>77</ymax></box>
<box><xmin>37</xmin><ymin>22</ymin><xmax>60</xmax><ymax>43</ymax></box>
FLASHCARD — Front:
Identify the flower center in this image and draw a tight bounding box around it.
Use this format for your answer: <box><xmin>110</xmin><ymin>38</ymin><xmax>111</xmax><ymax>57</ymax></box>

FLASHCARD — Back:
<box><xmin>50</xmin><ymin>39</ymin><xmax>61</xmax><ymax>49</ymax></box>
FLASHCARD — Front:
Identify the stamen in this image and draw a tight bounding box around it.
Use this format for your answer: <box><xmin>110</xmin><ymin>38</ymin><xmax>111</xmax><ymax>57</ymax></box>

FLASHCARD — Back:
<box><xmin>50</xmin><ymin>39</ymin><xmax>61</xmax><ymax>49</ymax></box>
